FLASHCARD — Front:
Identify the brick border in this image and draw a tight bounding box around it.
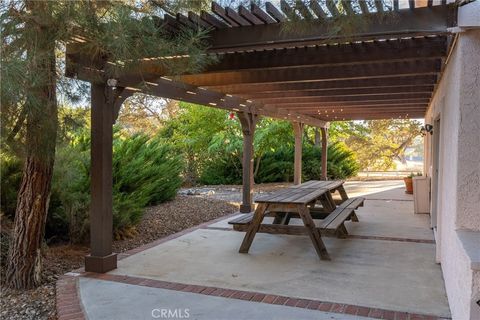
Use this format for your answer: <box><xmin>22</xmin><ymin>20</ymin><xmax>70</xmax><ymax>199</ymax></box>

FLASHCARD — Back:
<box><xmin>82</xmin><ymin>272</ymin><xmax>449</xmax><ymax>320</ymax></box>
<box><xmin>56</xmin><ymin>275</ymin><xmax>85</xmax><ymax>320</ymax></box>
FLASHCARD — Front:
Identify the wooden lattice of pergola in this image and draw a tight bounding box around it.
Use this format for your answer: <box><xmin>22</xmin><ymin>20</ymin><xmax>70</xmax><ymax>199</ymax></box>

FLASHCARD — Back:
<box><xmin>65</xmin><ymin>0</ymin><xmax>456</xmax><ymax>273</ymax></box>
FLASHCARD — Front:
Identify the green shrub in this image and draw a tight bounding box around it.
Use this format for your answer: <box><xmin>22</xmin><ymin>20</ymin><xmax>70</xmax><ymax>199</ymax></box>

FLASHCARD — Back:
<box><xmin>199</xmin><ymin>142</ymin><xmax>359</xmax><ymax>185</ymax></box>
<box><xmin>0</xmin><ymin>152</ymin><xmax>22</xmax><ymax>218</ymax></box>
<box><xmin>0</xmin><ymin>129</ymin><xmax>185</xmax><ymax>244</ymax></box>
<box><xmin>255</xmin><ymin>147</ymin><xmax>294</xmax><ymax>183</ymax></box>
<box><xmin>199</xmin><ymin>155</ymin><xmax>242</xmax><ymax>185</ymax></box>
<box><xmin>326</xmin><ymin>142</ymin><xmax>360</xmax><ymax>179</ymax></box>
<box><xmin>112</xmin><ymin>133</ymin><xmax>183</xmax><ymax>233</ymax></box>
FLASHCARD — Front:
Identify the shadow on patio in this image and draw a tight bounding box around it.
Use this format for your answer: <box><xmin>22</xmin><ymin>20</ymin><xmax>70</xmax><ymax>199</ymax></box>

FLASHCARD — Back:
<box><xmin>73</xmin><ymin>181</ymin><xmax>451</xmax><ymax>320</ymax></box>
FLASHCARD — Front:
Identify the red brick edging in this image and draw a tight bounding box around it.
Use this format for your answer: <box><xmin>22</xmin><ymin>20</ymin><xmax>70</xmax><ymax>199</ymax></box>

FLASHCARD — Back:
<box><xmin>82</xmin><ymin>272</ymin><xmax>449</xmax><ymax>320</ymax></box>
<box><xmin>56</xmin><ymin>275</ymin><xmax>85</xmax><ymax>320</ymax></box>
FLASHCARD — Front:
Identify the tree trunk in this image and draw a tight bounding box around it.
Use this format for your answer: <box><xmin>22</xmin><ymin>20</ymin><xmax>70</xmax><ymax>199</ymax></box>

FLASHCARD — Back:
<box><xmin>6</xmin><ymin>1</ymin><xmax>58</xmax><ymax>289</ymax></box>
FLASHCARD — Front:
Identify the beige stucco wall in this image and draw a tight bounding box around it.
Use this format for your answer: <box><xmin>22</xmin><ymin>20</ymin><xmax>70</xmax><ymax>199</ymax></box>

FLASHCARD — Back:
<box><xmin>425</xmin><ymin>30</ymin><xmax>480</xmax><ymax>320</ymax></box>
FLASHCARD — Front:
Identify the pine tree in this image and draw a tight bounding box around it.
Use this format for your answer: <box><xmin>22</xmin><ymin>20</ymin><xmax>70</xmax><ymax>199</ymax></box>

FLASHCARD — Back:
<box><xmin>1</xmin><ymin>0</ymin><xmax>211</xmax><ymax>289</ymax></box>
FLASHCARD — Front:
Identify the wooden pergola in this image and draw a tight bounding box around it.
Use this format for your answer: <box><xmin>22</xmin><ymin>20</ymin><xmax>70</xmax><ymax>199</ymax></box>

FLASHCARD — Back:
<box><xmin>65</xmin><ymin>0</ymin><xmax>456</xmax><ymax>273</ymax></box>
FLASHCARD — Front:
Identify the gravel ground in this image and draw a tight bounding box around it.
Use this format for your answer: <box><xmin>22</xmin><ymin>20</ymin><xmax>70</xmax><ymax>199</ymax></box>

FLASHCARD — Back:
<box><xmin>0</xmin><ymin>195</ymin><xmax>238</xmax><ymax>320</ymax></box>
<box><xmin>179</xmin><ymin>182</ymin><xmax>290</xmax><ymax>202</ymax></box>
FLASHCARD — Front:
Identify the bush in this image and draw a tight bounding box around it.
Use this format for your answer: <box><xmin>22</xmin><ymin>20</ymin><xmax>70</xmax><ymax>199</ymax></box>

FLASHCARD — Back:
<box><xmin>112</xmin><ymin>133</ymin><xmax>183</xmax><ymax>235</ymax></box>
<box><xmin>199</xmin><ymin>155</ymin><xmax>242</xmax><ymax>185</ymax></box>
<box><xmin>0</xmin><ymin>152</ymin><xmax>22</xmax><ymax>218</ymax></box>
<box><xmin>199</xmin><ymin>142</ymin><xmax>359</xmax><ymax>185</ymax></box>
<box><xmin>257</xmin><ymin>142</ymin><xmax>359</xmax><ymax>183</ymax></box>
<box><xmin>2</xmin><ymin>129</ymin><xmax>183</xmax><ymax>244</ymax></box>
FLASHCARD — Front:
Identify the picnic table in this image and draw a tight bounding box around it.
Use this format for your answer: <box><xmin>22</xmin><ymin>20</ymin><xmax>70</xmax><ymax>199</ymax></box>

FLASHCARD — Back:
<box><xmin>229</xmin><ymin>180</ymin><xmax>364</xmax><ymax>260</ymax></box>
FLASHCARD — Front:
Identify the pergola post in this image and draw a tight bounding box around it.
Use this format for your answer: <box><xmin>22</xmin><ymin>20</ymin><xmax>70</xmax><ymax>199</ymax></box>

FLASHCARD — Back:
<box><xmin>85</xmin><ymin>83</ymin><xmax>117</xmax><ymax>273</ymax></box>
<box><xmin>293</xmin><ymin>122</ymin><xmax>304</xmax><ymax>185</ymax></box>
<box><xmin>321</xmin><ymin>127</ymin><xmax>328</xmax><ymax>180</ymax></box>
<box><xmin>238</xmin><ymin>112</ymin><xmax>258</xmax><ymax>213</ymax></box>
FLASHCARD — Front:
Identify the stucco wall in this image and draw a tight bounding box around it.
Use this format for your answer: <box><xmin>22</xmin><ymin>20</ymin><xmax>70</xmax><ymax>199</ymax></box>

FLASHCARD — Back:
<box><xmin>425</xmin><ymin>29</ymin><xmax>480</xmax><ymax>320</ymax></box>
<box><xmin>456</xmin><ymin>30</ymin><xmax>480</xmax><ymax>231</ymax></box>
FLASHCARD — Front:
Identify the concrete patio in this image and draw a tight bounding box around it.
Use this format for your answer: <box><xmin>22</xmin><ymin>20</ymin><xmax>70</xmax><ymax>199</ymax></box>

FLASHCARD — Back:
<box><xmin>73</xmin><ymin>181</ymin><xmax>451</xmax><ymax>319</ymax></box>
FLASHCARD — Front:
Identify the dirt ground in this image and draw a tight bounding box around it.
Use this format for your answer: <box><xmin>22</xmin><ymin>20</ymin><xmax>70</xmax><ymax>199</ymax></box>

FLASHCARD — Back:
<box><xmin>0</xmin><ymin>195</ymin><xmax>238</xmax><ymax>320</ymax></box>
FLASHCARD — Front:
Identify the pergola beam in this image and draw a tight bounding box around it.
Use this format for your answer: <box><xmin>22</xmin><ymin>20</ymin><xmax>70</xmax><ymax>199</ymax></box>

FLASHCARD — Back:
<box><xmin>336</xmin><ymin>113</ymin><xmax>426</xmax><ymax>120</ymax></box>
<box><xmin>258</xmin><ymin>93</ymin><xmax>432</xmax><ymax>105</ymax></box>
<box><xmin>239</xmin><ymin>86</ymin><xmax>435</xmax><ymax>99</ymax></box>
<box><xmin>207</xmin><ymin>6</ymin><xmax>453</xmax><ymax>52</ymax></box>
<box><xmin>178</xmin><ymin>60</ymin><xmax>441</xmax><ymax>86</ymax></box>
<box><xmin>208</xmin><ymin>76</ymin><xmax>438</xmax><ymax>94</ymax></box>
<box><xmin>198</xmin><ymin>37</ymin><xmax>447</xmax><ymax>73</ymax></box>
<box><xmin>68</xmin><ymin>65</ymin><xmax>328</xmax><ymax>129</ymax></box>
<box><xmin>270</xmin><ymin>99</ymin><xmax>430</xmax><ymax>108</ymax></box>
<box><xmin>269</xmin><ymin>99</ymin><xmax>429</xmax><ymax>113</ymax></box>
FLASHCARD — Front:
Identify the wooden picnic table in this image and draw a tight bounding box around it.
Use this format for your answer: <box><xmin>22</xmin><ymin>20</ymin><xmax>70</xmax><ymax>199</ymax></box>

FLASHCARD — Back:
<box><xmin>230</xmin><ymin>180</ymin><xmax>364</xmax><ymax>260</ymax></box>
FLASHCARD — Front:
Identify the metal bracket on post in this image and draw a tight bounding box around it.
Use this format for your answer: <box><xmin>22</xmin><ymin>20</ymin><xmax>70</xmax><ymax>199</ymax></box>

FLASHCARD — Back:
<box><xmin>237</xmin><ymin>112</ymin><xmax>258</xmax><ymax>213</ymax></box>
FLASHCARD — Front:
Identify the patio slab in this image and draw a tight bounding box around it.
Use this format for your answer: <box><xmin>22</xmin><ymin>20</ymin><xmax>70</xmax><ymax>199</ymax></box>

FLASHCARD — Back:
<box><xmin>75</xmin><ymin>182</ymin><xmax>450</xmax><ymax>319</ymax></box>
<box><xmin>79</xmin><ymin>277</ymin><xmax>369</xmax><ymax>320</ymax></box>
<box><xmin>110</xmin><ymin>228</ymin><xmax>449</xmax><ymax>317</ymax></box>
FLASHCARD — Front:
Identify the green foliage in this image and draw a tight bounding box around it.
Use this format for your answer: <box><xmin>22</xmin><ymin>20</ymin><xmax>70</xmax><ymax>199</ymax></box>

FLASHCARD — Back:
<box><xmin>325</xmin><ymin>142</ymin><xmax>360</xmax><ymax>180</ymax></box>
<box><xmin>1</xmin><ymin>123</ymin><xmax>183</xmax><ymax>243</ymax></box>
<box><xmin>47</xmin><ymin>129</ymin><xmax>183</xmax><ymax>242</ymax></box>
<box><xmin>112</xmin><ymin>133</ymin><xmax>183</xmax><ymax>231</ymax></box>
<box><xmin>160</xmin><ymin>103</ymin><xmax>229</xmax><ymax>185</ymax></box>
<box><xmin>330</xmin><ymin>120</ymin><xmax>422</xmax><ymax>170</ymax></box>
<box><xmin>254</xmin><ymin>147</ymin><xmax>293</xmax><ymax>183</ymax></box>
<box><xmin>47</xmin><ymin>140</ymin><xmax>90</xmax><ymax>243</ymax></box>
<box><xmin>255</xmin><ymin>142</ymin><xmax>359</xmax><ymax>183</ymax></box>
<box><xmin>163</xmin><ymin>103</ymin><xmax>359</xmax><ymax>185</ymax></box>
<box><xmin>0</xmin><ymin>152</ymin><xmax>23</xmax><ymax>218</ymax></box>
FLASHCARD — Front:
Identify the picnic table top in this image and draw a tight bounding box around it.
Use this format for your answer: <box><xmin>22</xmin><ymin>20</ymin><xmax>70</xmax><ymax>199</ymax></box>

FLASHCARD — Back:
<box><xmin>255</xmin><ymin>180</ymin><xmax>344</xmax><ymax>205</ymax></box>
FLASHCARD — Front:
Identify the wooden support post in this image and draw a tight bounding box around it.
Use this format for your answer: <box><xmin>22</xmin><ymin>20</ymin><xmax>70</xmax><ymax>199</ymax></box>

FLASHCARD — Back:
<box><xmin>85</xmin><ymin>83</ymin><xmax>117</xmax><ymax>273</ymax></box>
<box><xmin>321</xmin><ymin>127</ymin><xmax>328</xmax><ymax>180</ymax></box>
<box><xmin>238</xmin><ymin>112</ymin><xmax>258</xmax><ymax>213</ymax></box>
<box><xmin>293</xmin><ymin>122</ymin><xmax>304</xmax><ymax>185</ymax></box>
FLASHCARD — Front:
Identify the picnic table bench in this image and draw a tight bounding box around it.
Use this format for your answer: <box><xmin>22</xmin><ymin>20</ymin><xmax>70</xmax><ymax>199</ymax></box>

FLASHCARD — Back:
<box><xmin>229</xmin><ymin>180</ymin><xmax>364</xmax><ymax>260</ymax></box>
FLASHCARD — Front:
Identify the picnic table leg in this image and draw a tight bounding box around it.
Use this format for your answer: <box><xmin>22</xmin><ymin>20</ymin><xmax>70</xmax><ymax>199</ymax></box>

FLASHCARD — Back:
<box><xmin>239</xmin><ymin>203</ymin><xmax>267</xmax><ymax>253</ymax></box>
<box><xmin>281</xmin><ymin>213</ymin><xmax>291</xmax><ymax>225</ymax></box>
<box><xmin>324</xmin><ymin>191</ymin><xmax>337</xmax><ymax>211</ymax></box>
<box><xmin>272</xmin><ymin>212</ymin><xmax>291</xmax><ymax>225</ymax></box>
<box><xmin>297</xmin><ymin>205</ymin><xmax>331</xmax><ymax>260</ymax></box>
<box><xmin>337</xmin><ymin>223</ymin><xmax>349</xmax><ymax>238</ymax></box>
<box><xmin>337</xmin><ymin>185</ymin><xmax>349</xmax><ymax>201</ymax></box>
<box><xmin>350</xmin><ymin>210</ymin><xmax>359</xmax><ymax>222</ymax></box>
<box><xmin>319</xmin><ymin>194</ymin><xmax>335</xmax><ymax>212</ymax></box>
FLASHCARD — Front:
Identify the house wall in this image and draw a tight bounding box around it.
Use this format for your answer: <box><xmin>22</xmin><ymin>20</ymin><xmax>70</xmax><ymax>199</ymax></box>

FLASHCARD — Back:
<box><xmin>425</xmin><ymin>29</ymin><xmax>480</xmax><ymax>320</ymax></box>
